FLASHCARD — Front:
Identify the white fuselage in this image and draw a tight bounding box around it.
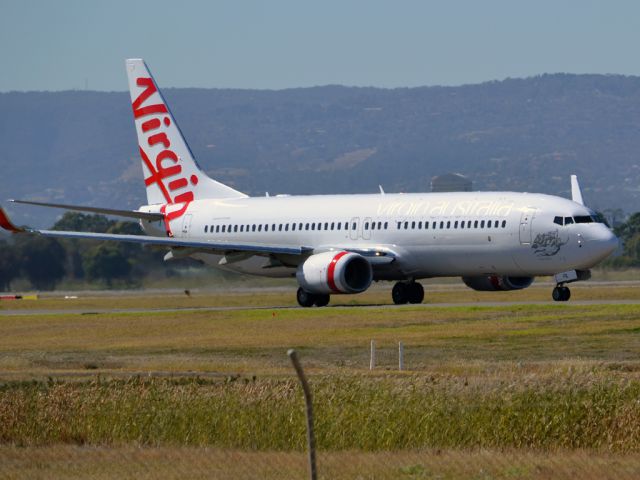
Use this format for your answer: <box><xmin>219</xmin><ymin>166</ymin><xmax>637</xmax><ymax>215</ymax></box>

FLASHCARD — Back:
<box><xmin>141</xmin><ymin>191</ymin><xmax>618</xmax><ymax>281</ymax></box>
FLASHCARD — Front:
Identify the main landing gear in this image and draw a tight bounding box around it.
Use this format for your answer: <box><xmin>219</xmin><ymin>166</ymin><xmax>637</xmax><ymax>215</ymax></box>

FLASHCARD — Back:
<box><xmin>552</xmin><ymin>285</ymin><xmax>571</xmax><ymax>302</ymax></box>
<box><xmin>296</xmin><ymin>287</ymin><xmax>330</xmax><ymax>307</ymax></box>
<box><xmin>392</xmin><ymin>281</ymin><xmax>424</xmax><ymax>305</ymax></box>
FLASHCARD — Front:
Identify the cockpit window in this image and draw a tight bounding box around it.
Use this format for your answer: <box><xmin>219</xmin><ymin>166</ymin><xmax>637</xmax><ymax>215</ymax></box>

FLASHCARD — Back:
<box><xmin>574</xmin><ymin>215</ymin><xmax>594</xmax><ymax>224</ymax></box>
<box><xmin>564</xmin><ymin>217</ymin><xmax>574</xmax><ymax>225</ymax></box>
<box><xmin>553</xmin><ymin>216</ymin><xmax>563</xmax><ymax>226</ymax></box>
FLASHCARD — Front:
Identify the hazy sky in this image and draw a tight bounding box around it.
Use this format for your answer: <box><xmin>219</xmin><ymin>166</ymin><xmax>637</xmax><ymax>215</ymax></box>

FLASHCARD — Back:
<box><xmin>1</xmin><ymin>0</ymin><xmax>639</xmax><ymax>91</ymax></box>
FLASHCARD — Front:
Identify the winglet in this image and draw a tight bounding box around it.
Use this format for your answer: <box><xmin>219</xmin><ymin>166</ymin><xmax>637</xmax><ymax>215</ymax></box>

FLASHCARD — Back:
<box><xmin>570</xmin><ymin>175</ymin><xmax>584</xmax><ymax>205</ymax></box>
<box><xmin>0</xmin><ymin>207</ymin><xmax>25</xmax><ymax>233</ymax></box>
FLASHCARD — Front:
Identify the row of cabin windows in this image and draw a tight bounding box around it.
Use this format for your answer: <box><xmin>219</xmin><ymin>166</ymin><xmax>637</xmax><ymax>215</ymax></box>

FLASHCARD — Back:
<box><xmin>203</xmin><ymin>219</ymin><xmax>507</xmax><ymax>234</ymax></box>
<box><xmin>204</xmin><ymin>221</ymin><xmax>390</xmax><ymax>234</ymax></box>
<box><xmin>396</xmin><ymin>219</ymin><xmax>507</xmax><ymax>230</ymax></box>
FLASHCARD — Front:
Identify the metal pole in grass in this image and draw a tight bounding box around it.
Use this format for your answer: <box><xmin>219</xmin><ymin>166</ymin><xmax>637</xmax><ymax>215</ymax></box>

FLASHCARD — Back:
<box><xmin>288</xmin><ymin>349</ymin><xmax>317</xmax><ymax>480</ymax></box>
<box><xmin>370</xmin><ymin>340</ymin><xmax>376</xmax><ymax>370</ymax></box>
<box><xmin>398</xmin><ymin>341</ymin><xmax>404</xmax><ymax>371</ymax></box>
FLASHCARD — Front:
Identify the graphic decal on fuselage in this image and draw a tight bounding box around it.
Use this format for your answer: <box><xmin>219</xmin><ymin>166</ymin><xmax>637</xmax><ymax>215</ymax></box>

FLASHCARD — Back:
<box><xmin>531</xmin><ymin>230</ymin><xmax>568</xmax><ymax>257</ymax></box>
<box><xmin>132</xmin><ymin>77</ymin><xmax>197</xmax><ymax>232</ymax></box>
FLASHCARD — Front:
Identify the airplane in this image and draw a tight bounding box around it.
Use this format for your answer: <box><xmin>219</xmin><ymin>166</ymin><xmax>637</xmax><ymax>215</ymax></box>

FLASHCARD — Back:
<box><xmin>0</xmin><ymin>59</ymin><xmax>619</xmax><ymax>306</ymax></box>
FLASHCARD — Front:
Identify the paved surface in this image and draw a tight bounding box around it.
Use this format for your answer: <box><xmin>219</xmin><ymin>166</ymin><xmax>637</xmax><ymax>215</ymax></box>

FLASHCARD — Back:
<box><xmin>2</xmin><ymin>299</ymin><xmax>640</xmax><ymax>316</ymax></box>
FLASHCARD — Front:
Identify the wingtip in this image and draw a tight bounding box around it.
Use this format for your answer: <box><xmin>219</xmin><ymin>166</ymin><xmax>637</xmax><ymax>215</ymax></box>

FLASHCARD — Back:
<box><xmin>0</xmin><ymin>206</ymin><xmax>25</xmax><ymax>233</ymax></box>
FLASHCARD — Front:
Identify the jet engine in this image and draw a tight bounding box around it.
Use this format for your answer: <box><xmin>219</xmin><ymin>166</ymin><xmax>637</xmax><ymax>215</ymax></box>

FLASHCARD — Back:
<box><xmin>296</xmin><ymin>251</ymin><xmax>373</xmax><ymax>294</ymax></box>
<box><xmin>462</xmin><ymin>275</ymin><xmax>534</xmax><ymax>291</ymax></box>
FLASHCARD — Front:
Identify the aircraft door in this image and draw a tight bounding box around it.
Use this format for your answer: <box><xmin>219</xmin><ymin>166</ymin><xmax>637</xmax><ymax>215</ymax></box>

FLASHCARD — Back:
<box><xmin>519</xmin><ymin>209</ymin><xmax>535</xmax><ymax>245</ymax></box>
<box><xmin>362</xmin><ymin>217</ymin><xmax>372</xmax><ymax>240</ymax></box>
<box><xmin>349</xmin><ymin>217</ymin><xmax>360</xmax><ymax>240</ymax></box>
<box><xmin>181</xmin><ymin>214</ymin><xmax>193</xmax><ymax>236</ymax></box>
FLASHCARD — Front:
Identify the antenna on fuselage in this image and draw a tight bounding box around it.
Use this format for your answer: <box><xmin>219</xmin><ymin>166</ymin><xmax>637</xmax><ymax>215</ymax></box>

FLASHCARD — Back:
<box><xmin>379</xmin><ymin>185</ymin><xmax>385</xmax><ymax>195</ymax></box>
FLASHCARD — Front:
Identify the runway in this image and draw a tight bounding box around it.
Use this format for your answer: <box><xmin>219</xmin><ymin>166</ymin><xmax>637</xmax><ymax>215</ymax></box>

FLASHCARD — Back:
<box><xmin>3</xmin><ymin>299</ymin><xmax>640</xmax><ymax>316</ymax></box>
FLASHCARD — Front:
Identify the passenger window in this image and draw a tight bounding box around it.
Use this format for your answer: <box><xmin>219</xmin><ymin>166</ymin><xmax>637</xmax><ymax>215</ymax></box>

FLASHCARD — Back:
<box><xmin>454</xmin><ymin>221</ymin><xmax>458</xmax><ymax>228</ymax></box>
<box><xmin>502</xmin><ymin>220</ymin><xmax>506</xmax><ymax>228</ymax></box>
<box><xmin>305</xmin><ymin>223</ymin><xmax>309</xmax><ymax>230</ymax></box>
<box><xmin>324</xmin><ymin>222</ymin><xmax>328</xmax><ymax>230</ymax></box>
<box><xmin>215</xmin><ymin>226</ymin><xmax>220</xmax><ymax>233</ymax></box>
<box><xmin>378</xmin><ymin>222</ymin><xmax>382</xmax><ymax>229</ymax></box>
<box><xmin>474</xmin><ymin>220</ymin><xmax>478</xmax><ymax>228</ymax></box>
<box><xmin>411</xmin><ymin>221</ymin><xmax>416</xmax><ymax>229</ymax></box>
<box><xmin>446</xmin><ymin>221</ymin><xmax>450</xmax><ymax>229</ymax></box>
<box><xmin>240</xmin><ymin>225</ymin><xmax>244</xmax><ymax>232</ymax></box>
<box><xmin>258</xmin><ymin>225</ymin><xmax>262</xmax><ymax>232</ymax></box>
<box><xmin>384</xmin><ymin>222</ymin><xmax>388</xmax><ymax>229</ymax></box>
<box><xmin>352</xmin><ymin>222</ymin><xmax>357</xmax><ymax>230</ymax></box>
<box><xmin>404</xmin><ymin>221</ymin><xmax>409</xmax><ymax>229</ymax></box>
<box><xmin>553</xmin><ymin>216</ymin><xmax>563</xmax><ymax>226</ymax></box>
<box><xmin>364</xmin><ymin>222</ymin><xmax>369</xmax><ymax>230</ymax></box>
<box><xmin>337</xmin><ymin>222</ymin><xmax>341</xmax><ymax>230</ymax></box>
<box><xmin>204</xmin><ymin>225</ymin><xmax>208</xmax><ymax>233</ymax></box>
<box><xmin>331</xmin><ymin>222</ymin><xmax>335</xmax><ymax>230</ymax></box>
<box><xmin>460</xmin><ymin>221</ymin><xmax>465</xmax><ymax>229</ymax></box>
<box><xmin>371</xmin><ymin>222</ymin><xmax>376</xmax><ymax>230</ymax></box>
<box><xmin>480</xmin><ymin>221</ymin><xmax>485</xmax><ymax>228</ymax></box>
<box><xmin>285</xmin><ymin>224</ymin><xmax>289</xmax><ymax>231</ymax></box>
<box><xmin>564</xmin><ymin>217</ymin><xmax>574</xmax><ymax>225</ymax></box>
<box><xmin>292</xmin><ymin>223</ymin><xmax>296</xmax><ymax>231</ymax></box>
<box><xmin>222</xmin><ymin>225</ymin><xmax>226</xmax><ymax>233</ymax></box>
<box><xmin>425</xmin><ymin>222</ymin><xmax>429</xmax><ymax>230</ymax></box>
<box><xmin>440</xmin><ymin>221</ymin><xmax>444</xmax><ymax>229</ymax></box>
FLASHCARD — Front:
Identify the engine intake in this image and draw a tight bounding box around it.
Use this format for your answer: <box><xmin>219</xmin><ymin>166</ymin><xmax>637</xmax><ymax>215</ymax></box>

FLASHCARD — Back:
<box><xmin>462</xmin><ymin>275</ymin><xmax>534</xmax><ymax>291</ymax></box>
<box><xmin>297</xmin><ymin>251</ymin><xmax>373</xmax><ymax>294</ymax></box>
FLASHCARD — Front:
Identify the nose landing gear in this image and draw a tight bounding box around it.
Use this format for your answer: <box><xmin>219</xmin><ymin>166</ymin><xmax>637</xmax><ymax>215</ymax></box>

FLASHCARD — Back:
<box><xmin>392</xmin><ymin>281</ymin><xmax>424</xmax><ymax>305</ymax></box>
<box><xmin>552</xmin><ymin>285</ymin><xmax>571</xmax><ymax>302</ymax></box>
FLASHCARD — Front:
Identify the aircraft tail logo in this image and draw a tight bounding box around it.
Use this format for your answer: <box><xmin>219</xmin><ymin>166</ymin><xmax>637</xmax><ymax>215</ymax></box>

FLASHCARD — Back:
<box><xmin>125</xmin><ymin>59</ymin><xmax>246</xmax><ymax>220</ymax></box>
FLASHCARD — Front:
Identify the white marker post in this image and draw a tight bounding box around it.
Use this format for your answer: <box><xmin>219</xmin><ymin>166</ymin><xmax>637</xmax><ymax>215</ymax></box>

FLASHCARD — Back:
<box><xmin>370</xmin><ymin>340</ymin><xmax>376</xmax><ymax>370</ymax></box>
<box><xmin>398</xmin><ymin>341</ymin><xmax>404</xmax><ymax>371</ymax></box>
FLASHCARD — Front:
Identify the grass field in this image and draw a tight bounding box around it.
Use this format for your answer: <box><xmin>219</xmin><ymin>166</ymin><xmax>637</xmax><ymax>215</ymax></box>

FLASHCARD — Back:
<box><xmin>2</xmin><ymin>284</ymin><xmax>640</xmax><ymax>478</ymax></box>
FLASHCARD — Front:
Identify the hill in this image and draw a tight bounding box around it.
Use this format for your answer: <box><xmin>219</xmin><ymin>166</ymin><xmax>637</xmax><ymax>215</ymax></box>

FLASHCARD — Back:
<box><xmin>2</xmin><ymin>74</ymin><xmax>640</xmax><ymax>227</ymax></box>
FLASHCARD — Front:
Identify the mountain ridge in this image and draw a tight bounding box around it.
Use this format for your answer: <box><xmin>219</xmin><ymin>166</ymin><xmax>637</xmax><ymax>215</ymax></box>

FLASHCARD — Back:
<box><xmin>2</xmin><ymin>73</ymin><xmax>639</xmax><ymax>227</ymax></box>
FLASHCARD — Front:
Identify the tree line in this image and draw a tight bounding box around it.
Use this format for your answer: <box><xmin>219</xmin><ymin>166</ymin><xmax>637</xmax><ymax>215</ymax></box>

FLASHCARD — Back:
<box><xmin>0</xmin><ymin>212</ymin><xmax>194</xmax><ymax>291</ymax></box>
<box><xmin>1</xmin><ymin>210</ymin><xmax>639</xmax><ymax>292</ymax></box>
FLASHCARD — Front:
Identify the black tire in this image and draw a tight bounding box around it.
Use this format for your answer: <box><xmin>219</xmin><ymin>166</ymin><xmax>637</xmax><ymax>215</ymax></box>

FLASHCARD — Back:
<box><xmin>314</xmin><ymin>294</ymin><xmax>330</xmax><ymax>307</ymax></box>
<box><xmin>552</xmin><ymin>287</ymin><xmax>562</xmax><ymax>302</ymax></box>
<box><xmin>392</xmin><ymin>282</ymin><xmax>409</xmax><ymax>305</ymax></box>
<box><xmin>562</xmin><ymin>287</ymin><xmax>571</xmax><ymax>301</ymax></box>
<box><xmin>407</xmin><ymin>282</ymin><xmax>425</xmax><ymax>304</ymax></box>
<box><xmin>297</xmin><ymin>287</ymin><xmax>316</xmax><ymax>308</ymax></box>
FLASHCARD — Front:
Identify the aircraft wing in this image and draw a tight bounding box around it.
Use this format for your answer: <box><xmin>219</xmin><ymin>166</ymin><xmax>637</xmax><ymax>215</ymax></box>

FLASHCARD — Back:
<box><xmin>0</xmin><ymin>207</ymin><xmax>309</xmax><ymax>256</ymax></box>
<box><xmin>8</xmin><ymin>199</ymin><xmax>164</xmax><ymax>221</ymax></box>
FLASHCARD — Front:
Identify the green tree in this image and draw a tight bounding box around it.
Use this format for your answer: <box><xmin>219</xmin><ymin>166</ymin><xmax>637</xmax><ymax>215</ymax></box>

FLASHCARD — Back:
<box><xmin>17</xmin><ymin>236</ymin><xmax>66</xmax><ymax>290</ymax></box>
<box><xmin>82</xmin><ymin>244</ymin><xmax>132</xmax><ymax>286</ymax></box>
<box><xmin>0</xmin><ymin>239</ymin><xmax>19</xmax><ymax>291</ymax></box>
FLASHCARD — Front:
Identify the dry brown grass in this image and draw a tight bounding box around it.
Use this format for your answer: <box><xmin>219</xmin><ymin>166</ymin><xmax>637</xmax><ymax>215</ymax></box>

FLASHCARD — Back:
<box><xmin>1</xmin><ymin>445</ymin><xmax>640</xmax><ymax>479</ymax></box>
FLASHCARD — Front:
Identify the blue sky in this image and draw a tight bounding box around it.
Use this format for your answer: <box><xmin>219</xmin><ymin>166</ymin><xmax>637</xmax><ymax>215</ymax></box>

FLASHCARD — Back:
<box><xmin>1</xmin><ymin>0</ymin><xmax>639</xmax><ymax>91</ymax></box>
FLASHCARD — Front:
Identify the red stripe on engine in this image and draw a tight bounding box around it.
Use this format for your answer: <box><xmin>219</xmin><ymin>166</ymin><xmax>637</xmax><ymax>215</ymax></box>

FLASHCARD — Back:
<box><xmin>327</xmin><ymin>251</ymin><xmax>349</xmax><ymax>293</ymax></box>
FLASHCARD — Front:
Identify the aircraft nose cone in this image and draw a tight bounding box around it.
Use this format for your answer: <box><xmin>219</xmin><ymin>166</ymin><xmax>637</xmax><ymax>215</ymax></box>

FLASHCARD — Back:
<box><xmin>599</xmin><ymin>229</ymin><xmax>619</xmax><ymax>257</ymax></box>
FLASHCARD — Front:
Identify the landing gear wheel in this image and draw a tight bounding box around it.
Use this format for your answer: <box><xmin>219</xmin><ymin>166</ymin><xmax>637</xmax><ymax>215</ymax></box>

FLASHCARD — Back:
<box><xmin>392</xmin><ymin>282</ymin><xmax>409</xmax><ymax>305</ymax></box>
<box><xmin>297</xmin><ymin>288</ymin><xmax>316</xmax><ymax>308</ymax></box>
<box><xmin>314</xmin><ymin>294</ymin><xmax>330</xmax><ymax>307</ymax></box>
<box><xmin>407</xmin><ymin>282</ymin><xmax>425</xmax><ymax>304</ymax></box>
<box><xmin>552</xmin><ymin>286</ymin><xmax>571</xmax><ymax>302</ymax></box>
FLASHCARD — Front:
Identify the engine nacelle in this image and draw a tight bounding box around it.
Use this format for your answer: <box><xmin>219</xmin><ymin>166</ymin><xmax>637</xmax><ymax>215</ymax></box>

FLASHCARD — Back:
<box><xmin>462</xmin><ymin>275</ymin><xmax>534</xmax><ymax>291</ymax></box>
<box><xmin>296</xmin><ymin>251</ymin><xmax>373</xmax><ymax>294</ymax></box>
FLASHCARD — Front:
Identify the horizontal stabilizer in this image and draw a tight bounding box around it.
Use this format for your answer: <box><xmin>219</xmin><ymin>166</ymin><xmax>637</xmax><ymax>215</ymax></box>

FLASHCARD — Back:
<box><xmin>9</xmin><ymin>199</ymin><xmax>164</xmax><ymax>221</ymax></box>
